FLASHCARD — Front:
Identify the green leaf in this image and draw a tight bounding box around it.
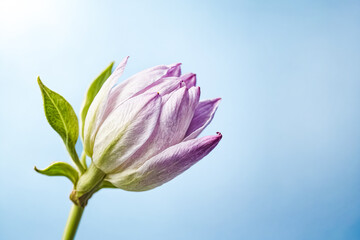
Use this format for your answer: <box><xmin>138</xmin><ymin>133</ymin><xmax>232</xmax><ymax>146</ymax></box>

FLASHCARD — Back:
<box><xmin>80</xmin><ymin>62</ymin><xmax>114</xmax><ymax>140</ymax></box>
<box><xmin>35</xmin><ymin>162</ymin><xmax>79</xmax><ymax>184</ymax></box>
<box><xmin>37</xmin><ymin>77</ymin><xmax>79</xmax><ymax>150</ymax></box>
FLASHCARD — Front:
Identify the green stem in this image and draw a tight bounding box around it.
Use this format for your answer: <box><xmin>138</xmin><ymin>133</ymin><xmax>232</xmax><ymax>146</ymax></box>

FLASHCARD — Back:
<box><xmin>80</xmin><ymin>151</ymin><xmax>87</xmax><ymax>170</ymax></box>
<box><xmin>67</xmin><ymin>146</ymin><xmax>85</xmax><ymax>174</ymax></box>
<box><xmin>62</xmin><ymin>204</ymin><xmax>85</xmax><ymax>240</ymax></box>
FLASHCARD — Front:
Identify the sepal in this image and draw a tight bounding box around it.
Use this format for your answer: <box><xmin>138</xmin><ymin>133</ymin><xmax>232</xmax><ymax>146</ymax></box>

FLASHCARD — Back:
<box><xmin>99</xmin><ymin>180</ymin><xmax>116</xmax><ymax>189</ymax></box>
<box><xmin>70</xmin><ymin>163</ymin><xmax>106</xmax><ymax>207</ymax></box>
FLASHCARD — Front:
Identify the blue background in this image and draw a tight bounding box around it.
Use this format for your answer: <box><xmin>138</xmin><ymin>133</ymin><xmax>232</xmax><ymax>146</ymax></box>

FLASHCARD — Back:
<box><xmin>1</xmin><ymin>0</ymin><xmax>360</xmax><ymax>239</ymax></box>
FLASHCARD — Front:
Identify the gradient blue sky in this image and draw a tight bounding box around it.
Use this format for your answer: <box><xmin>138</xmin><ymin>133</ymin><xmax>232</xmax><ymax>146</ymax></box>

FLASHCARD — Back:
<box><xmin>0</xmin><ymin>1</ymin><xmax>360</xmax><ymax>239</ymax></box>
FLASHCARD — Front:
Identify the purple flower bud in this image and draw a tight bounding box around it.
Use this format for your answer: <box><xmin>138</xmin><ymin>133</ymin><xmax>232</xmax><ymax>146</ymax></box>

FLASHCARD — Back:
<box><xmin>73</xmin><ymin>57</ymin><xmax>221</xmax><ymax>205</ymax></box>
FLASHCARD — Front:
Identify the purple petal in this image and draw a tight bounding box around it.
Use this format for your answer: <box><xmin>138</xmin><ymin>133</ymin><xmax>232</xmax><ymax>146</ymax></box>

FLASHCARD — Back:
<box><xmin>106</xmin><ymin>133</ymin><xmax>222</xmax><ymax>191</ymax></box>
<box><xmin>83</xmin><ymin>56</ymin><xmax>129</xmax><ymax>156</ymax></box>
<box><xmin>103</xmin><ymin>63</ymin><xmax>181</xmax><ymax>120</ymax></box>
<box><xmin>166</xmin><ymin>63</ymin><xmax>182</xmax><ymax>76</ymax></box>
<box><xmin>115</xmin><ymin>86</ymin><xmax>200</xmax><ymax>171</ymax></box>
<box><xmin>147</xmin><ymin>86</ymin><xmax>200</xmax><ymax>152</ymax></box>
<box><xmin>184</xmin><ymin>98</ymin><xmax>221</xmax><ymax>141</ymax></box>
<box><xmin>132</xmin><ymin>76</ymin><xmax>182</xmax><ymax>97</ymax></box>
<box><xmin>92</xmin><ymin>93</ymin><xmax>162</xmax><ymax>173</ymax></box>
<box><xmin>180</xmin><ymin>73</ymin><xmax>196</xmax><ymax>88</ymax></box>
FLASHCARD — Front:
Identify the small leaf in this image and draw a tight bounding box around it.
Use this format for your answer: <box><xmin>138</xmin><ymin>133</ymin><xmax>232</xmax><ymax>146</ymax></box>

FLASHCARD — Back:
<box><xmin>80</xmin><ymin>62</ymin><xmax>114</xmax><ymax>140</ymax></box>
<box><xmin>35</xmin><ymin>162</ymin><xmax>79</xmax><ymax>184</ymax></box>
<box><xmin>37</xmin><ymin>77</ymin><xmax>79</xmax><ymax>150</ymax></box>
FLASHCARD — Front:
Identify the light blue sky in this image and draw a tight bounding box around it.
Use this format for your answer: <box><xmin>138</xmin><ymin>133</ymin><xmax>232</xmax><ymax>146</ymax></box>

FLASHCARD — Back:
<box><xmin>1</xmin><ymin>0</ymin><xmax>360</xmax><ymax>239</ymax></box>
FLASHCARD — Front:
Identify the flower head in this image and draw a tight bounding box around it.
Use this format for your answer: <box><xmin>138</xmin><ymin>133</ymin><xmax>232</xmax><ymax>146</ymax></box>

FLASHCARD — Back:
<box><xmin>72</xmin><ymin>57</ymin><xmax>221</xmax><ymax>205</ymax></box>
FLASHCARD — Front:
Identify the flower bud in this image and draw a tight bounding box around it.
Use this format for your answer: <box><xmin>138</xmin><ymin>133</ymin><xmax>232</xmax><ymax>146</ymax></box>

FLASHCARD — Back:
<box><xmin>72</xmin><ymin>58</ymin><xmax>221</xmax><ymax>206</ymax></box>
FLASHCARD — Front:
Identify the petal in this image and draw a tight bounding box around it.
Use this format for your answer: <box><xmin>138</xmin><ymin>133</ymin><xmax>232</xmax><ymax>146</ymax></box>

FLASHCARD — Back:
<box><xmin>184</xmin><ymin>98</ymin><xmax>221</xmax><ymax>141</ymax></box>
<box><xmin>92</xmin><ymin>93</ymin><xmax>161</xmax><ymax>174</ymax></box>
<box><xmin>83</xmin><ymin>57</ymin><xmax>129</xmax><ymax>156</ymax></box>
<box><xmin>106</xmin><ymin>133</ymin><xmax>222</xmax><ymax>191</ymax></box>
<box><xmin>132</xmin><ymin>76</ymin><xmax>182</xmax><ymax>97</ymax></box>
<box><xmin>180</xmin><ymin>73</ymin><xmax>196</xmax><ymax>88</ymax></box>
<box><xmin>166</xmin><ymin>63</ymin><xmax>182</xmax><ymax>77</ymax></box>
<box><xmin>113</xmin><ymin>86</ymin><xmax>200</xmax><ymax>172</ymax></box>
<box><xmin>155</xmin><ymin>86</ymin><xmax>200</xmax><ymax>149</ymax></box>
<box><xmin>155</xmin><ymin>86</ymin><xmax>200</xmax><ymax>146</ymax></box>
<box><xmin>104</xmin><ymin>63</ymin><xmax>181</xmax><ymax>118</ymax></box>
<box><xmin>161</xmin><ymin>83</ymin><xmax>200</xmax><ymax>105</ymax></box>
